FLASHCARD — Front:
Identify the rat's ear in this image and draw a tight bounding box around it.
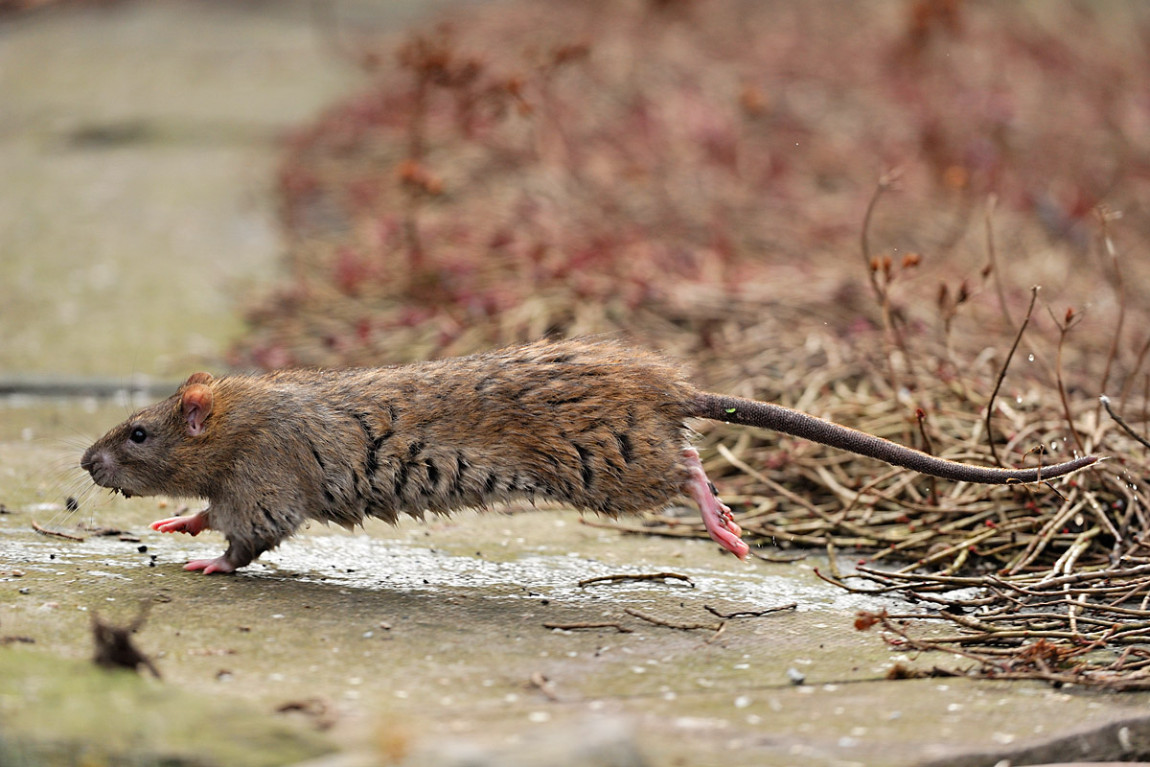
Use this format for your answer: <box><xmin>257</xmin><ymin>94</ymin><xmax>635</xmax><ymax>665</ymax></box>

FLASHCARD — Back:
<box><xmin>181</xmin><ymin>383</ymin><xmax>214</xmax><ymax>437</ymax></box>
<box><xmin>184</xmin><ymin>372</ymin><xmax>214</xmax><ymax>386</ymax></box>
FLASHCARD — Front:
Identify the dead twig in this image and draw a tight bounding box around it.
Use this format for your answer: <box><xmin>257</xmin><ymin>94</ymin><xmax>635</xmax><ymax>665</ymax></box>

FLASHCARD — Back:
<box><xmin>543</xmin><ymin>622</ymin><xmax>632</xmax><ymax>633</ymax></box>
<box><xmin>915</xmin><ymin>408</ymin><xmax>939</xmax><ymax>503</ymax></box>
<box><xmin>1</xmin><ymin>635</ymin><xmax>35</xmax><ymax>645</ymax></box>
<box><xmin>1096</xmin><ymin>206</ymin><xmax>1126</xmax><ymax>409</ymax></box>
<box><xmin>577</xmin><ymin>517</ymin><xmax>704</xmax><ymax>540</ymax></box>
<box><xmin>983</xmin><ymin>194</ymin><xmax>1013</xmax><ymax>328</ymax></box>
<box><xmin>528</xmin><ymin>671</ymin><xmax>561</xmax><ymax>701</ymax></box>
<box><xmin>1101</xmin><ymin>395</ymin><xmax>1150</xmax><ymax>451</ymax></box>
<box><xmin>32</xmin><ymin>521</ymin><xmax>84</xmax><ymax>542</ymax></box>
<box><xmin>703</xmin><ymin>603</ymin><xmax>797</xmax><ymax>619</ymax></box>
<box><xmin>704</xmin><ymin>621</ymin><xmax>728</xmax><ymax>644</ymax></box>
<box><xmin>749</xmin><ymin>549</ymin><xmax>808</xmax><ymax>563</ymax></box>
<box><xmin>623</xmin><ymin>608</ymin><xmax>722</xmax><ymax>632</ymax></box>
<box><xmin>1047</xmin><ymin>303</ymin><xmax>1088</xmax><ymax>456</ymax></box>
<box><xmin>578</xmin><ymin>572</ymin><xmax>694</xmax><ymax>588</ymax></box>
<box><xmin>91</xmin><ymin>603</ymin><xmax>160</xmax><ymax>678</ymax></box>
<box><xmin>985</xmin><ymin>285</ymin><xmax>1039</xmax><ymax>467</ymax></box>
<box><xmin>859</xmin><ymin>169</ymin><xmax>912</xmax><ymax>390</ymax></box>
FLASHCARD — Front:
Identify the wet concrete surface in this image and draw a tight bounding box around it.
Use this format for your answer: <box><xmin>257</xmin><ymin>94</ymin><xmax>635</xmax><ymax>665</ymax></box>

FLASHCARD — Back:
<box><xmin>5</xmin><ymin>2</ymin><xmax>1150</xmax><ymax>766</ymax></box>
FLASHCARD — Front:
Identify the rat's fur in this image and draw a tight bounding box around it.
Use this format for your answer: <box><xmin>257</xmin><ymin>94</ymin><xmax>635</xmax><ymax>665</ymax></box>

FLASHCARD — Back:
<box><xmin>82</xmin><ymin>339</ymin><xmax>1098</xmax><ymax>573</ymax></box>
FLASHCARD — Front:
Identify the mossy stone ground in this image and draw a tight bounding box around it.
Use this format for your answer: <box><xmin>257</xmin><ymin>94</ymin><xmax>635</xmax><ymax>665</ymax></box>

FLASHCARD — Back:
<box><xmin>7</xmin><ymin>401</ymin><xmax>1150</xmax><ymax>766</ymax></box>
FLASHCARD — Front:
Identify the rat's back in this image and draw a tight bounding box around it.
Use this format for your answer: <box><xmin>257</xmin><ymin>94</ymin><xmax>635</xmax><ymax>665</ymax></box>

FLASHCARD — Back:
<box><xmin>281</xmin><ymin>339</ymin><xmax>700</xmax><ymax>525</ymax></box>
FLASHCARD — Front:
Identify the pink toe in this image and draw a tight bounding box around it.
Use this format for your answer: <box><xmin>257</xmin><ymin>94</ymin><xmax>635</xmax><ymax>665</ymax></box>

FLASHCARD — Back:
<box><xmin>716</xmin><ymin>528</ymin><xmax>750</xmax><ymax>560</ymax></box>
<box><xmin>151</xmin><ymin>513</ymin><xmax>207</xmax><ymax>536</ymax></box>
<box><xmin>185</xmin><ymin>557</ymin><xmax>236</xmax><ymax>574</ymax></box>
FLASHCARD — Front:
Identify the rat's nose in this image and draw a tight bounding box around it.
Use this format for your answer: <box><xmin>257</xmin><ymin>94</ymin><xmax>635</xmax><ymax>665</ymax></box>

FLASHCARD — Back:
<box><xmin>80</xmin><ymin>448</ymin><xmax>120</xmax><ymax>491</ymax></box>
<box><xmin>81</xmin><ymin>446</ymin><xmax>107</xmax><ymax>478</ymax></box>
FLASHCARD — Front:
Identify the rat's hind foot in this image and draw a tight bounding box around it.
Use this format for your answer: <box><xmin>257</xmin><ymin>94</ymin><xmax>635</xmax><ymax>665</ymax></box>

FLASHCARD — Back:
<box><xmin>681</xmin><ymin>447</ymin><xmax>749</xmax><ymax>560</ymax></box>
<box><xmin>150</xmin><ymin>511</ymin><xmax>210</xmax><ymax>536</ymax></box>
<box><xmin>184</xmin><ymin>556</ymin><xmax>236</xmax><ymax>575</ymax></box>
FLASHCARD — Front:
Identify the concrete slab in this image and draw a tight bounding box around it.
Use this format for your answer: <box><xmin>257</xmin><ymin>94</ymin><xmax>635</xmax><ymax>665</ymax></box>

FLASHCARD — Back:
<box><xmin>4</xmin><ymin>401</ymin><xmax>1150</xmax><ymax>766</ymax></box>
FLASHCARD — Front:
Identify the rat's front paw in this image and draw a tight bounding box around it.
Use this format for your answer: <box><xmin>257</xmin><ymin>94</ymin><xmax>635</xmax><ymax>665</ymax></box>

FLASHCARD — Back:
<box><xmin>151</xmin><ymin>512</ymin><xmax>209</xmax><ymax>536</ymax></box>
<box><xmin>184</xmin><ymin>556</ymin><xmax>236</xmax><ymax>575</ymax></box>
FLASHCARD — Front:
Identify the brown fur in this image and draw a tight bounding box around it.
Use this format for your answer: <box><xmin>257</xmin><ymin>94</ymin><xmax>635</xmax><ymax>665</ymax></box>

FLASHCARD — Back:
<box><xmin>81</xmin><ymin>339</ymin><xmax>1098</xmax><ymax>571</ymax></box>
<box><xmin>82</xmin><ymin>340</ymin><xmax>698</xmax><ymax>569</ymax></box>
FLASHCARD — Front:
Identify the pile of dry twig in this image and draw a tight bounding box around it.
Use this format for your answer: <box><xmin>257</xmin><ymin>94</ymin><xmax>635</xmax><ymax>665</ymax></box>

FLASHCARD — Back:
<box><xmin>235</xmin><ymin>0</ymin><xmax>1150</xmax><ymax>688</ymax></box>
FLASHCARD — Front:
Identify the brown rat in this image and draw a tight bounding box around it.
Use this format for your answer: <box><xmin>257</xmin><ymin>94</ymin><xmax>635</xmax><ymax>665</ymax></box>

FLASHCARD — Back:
<box><xmin>81</xmin><ymin>339</ymin><xmax>1099</xmax><ymax>573</ymax></box>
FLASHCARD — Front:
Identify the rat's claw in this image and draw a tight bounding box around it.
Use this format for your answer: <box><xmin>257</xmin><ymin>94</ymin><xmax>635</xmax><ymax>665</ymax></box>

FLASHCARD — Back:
<box><xmin>184</xmin><ymin>556</ymin><xmax>236</xmax><ymax>575</ymax></box>
<box><xmin>719</xmin><ymin>510</ymin><xmax>742</xmax><ymax>538</ymax></box>
<box><xmin>708</xmin><ymin>522</ymin><xmax>750</xmax><ymax>560</ymax></box>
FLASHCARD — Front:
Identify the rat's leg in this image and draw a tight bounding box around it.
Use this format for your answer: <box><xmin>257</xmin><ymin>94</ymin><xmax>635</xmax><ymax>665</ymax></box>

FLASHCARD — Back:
<box><xmin>149</xmin><ymin>509</ymin><xmax>234</xmax><ymax>573</ymax></box>
<box><xmin>150</xmin><ymin>511</ymin><xmax>234</xmax><ymax>573</ymax></box>
<box><xmin>150</xmin><ymin>510</ymin><xmax>211</xmax><ymax>535</ymax></box>
<box><xmin>185</xmin><ymin>534</ymin><xmax>269</xmax><ymax>575</ymax></box>
<box><xmin>681</xmin><ymin>447</ymin><xmax>749</xmax><ymax>560</ymax></box>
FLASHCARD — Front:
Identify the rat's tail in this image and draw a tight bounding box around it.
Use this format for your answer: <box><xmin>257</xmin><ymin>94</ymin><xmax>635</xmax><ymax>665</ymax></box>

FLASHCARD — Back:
<box><xmin>692</xmin><ymin>392</ymin><xmax>1099</xmax><ymax>484</ymax></box>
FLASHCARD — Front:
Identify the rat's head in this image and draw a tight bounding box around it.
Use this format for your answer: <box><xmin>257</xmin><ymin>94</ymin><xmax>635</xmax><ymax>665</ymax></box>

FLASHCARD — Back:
<box><xmin>81</xmin><ymin>372</ymin><xmax>219</xmax><ymax>499</ymax></box>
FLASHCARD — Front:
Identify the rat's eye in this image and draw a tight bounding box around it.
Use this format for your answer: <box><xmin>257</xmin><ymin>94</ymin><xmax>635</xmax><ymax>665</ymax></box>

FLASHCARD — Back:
<box><xmin>129</xmin><ymin>426</ymin><xmax>147</xmax><ymax>444</ymax></box>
